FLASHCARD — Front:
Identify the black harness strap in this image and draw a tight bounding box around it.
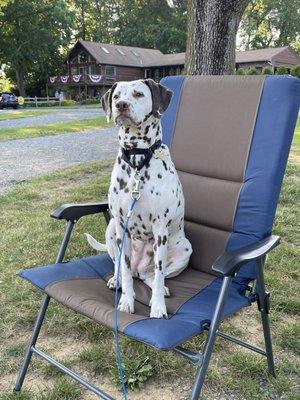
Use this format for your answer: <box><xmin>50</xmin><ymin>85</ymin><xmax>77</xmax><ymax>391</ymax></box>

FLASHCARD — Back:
<box><xmin>121</xmin><ymin>140</ymin><xmax>162</xmax><ymax>171</ymax></box>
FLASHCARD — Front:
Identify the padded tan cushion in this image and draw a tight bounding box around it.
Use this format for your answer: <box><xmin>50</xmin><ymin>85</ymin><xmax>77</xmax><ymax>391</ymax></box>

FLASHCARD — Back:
<box><xmin>171</xmin><ymin>76</ymin><xmax>265</xmax><ymax>274</ymax></box>
<box><xmin>46</xmin><ymin>268</ymin><xmax>215</xmax><ymax>331</ymax></box>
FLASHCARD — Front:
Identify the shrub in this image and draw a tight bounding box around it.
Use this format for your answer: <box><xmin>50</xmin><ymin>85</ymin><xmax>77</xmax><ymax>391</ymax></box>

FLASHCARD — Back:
<box><xmin>246</xmin><ymin>67</ymin><xmax>260</xmax><ymax>75</ymax></box>
<box><xmin>60</xmin><ymin>99</ymin><xmax>76</xmax><ymax>106</ymax></box>
<box><xmin>275</xmin><ymin>65</ymin><xmax>288</xmax><ymax>75</ymax></box>
<box><xmin>262</xmin><ymin>67</ymin><xmax>273</xmax><ymax>75</ymax></box>
<box><xmin>235</xmin><ymin>68</ymin><xmax>245</xmax><ymax>75</ymax></box>
<box><xmin>80</xmin><ymin>99</ymin><xmax>100</xmax><ymax>105</ymax></box>
<box><xmin>291</xmin><ymin>65</ymin><xmax>300</xmax><ymax>78</ymax></box>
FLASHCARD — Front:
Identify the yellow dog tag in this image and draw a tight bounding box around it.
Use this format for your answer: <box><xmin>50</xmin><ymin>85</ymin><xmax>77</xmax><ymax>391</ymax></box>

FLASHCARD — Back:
<box><xmin>153</xmin><ymin>148</ymin><xmax>165</xmax><ymax>161</ymax></box>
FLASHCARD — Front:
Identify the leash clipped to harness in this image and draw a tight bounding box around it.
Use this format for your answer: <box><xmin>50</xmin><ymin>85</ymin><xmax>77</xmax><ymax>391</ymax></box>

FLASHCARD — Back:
<box><xmin>114</xmin><ymin>169</ymin><xmax>141</xmax><ymax>400</ymax></box>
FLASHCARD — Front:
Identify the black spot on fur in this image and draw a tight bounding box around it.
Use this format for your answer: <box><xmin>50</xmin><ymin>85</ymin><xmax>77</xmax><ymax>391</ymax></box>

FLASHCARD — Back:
<box><xmin>130</xmin><ymin>136</ymin><xmax>136</xmax><ymax>140</ymax></box>
<box><xmin>185</xmin><ymin>248</ymin><xmax>189</xmax><ymax>251</ymax></box>
<box><xmin>149</xmin><ymin>213</ymin><xmax>152</xmax><ymax>221</ymax></box>
<box><xmin>119</xmin><ymin>208</ymin><xmax>123</xmax><ymax>216</ymax></box>
<box><xmin>158</xmin><ymin>260</ymin><xmax>162</xmax><ymax>271</ymax></box>
<box><xmin>125</xmin><ymin>255</ymin><xmax>131</xmax><ymax>269</ymax></box>
<box><xmin>117</xmin><ymin>238</ymin><xmax>121</xmax><ymax>247</ymax></box>
<box><xmin>137</xmin><ymin>214</ymin><xmax>143</xmax><ymax>221</ymax></box>
<box><xmin>157</xmin><ymin>236</ymin><xmax>162</xmax><ymax>246</ymax></box>
<box><xmin>119</xmin><ymin>178</ymin><xmax>127</xmax><ymax>190</ymax></box>
<box><xmin>158</xmin><ymin>173</ymin><xmax>162</xmax><ymax>179</ymax></box>
<box><xmin>147</xmin><ymin>250</ymin><xmax>154</xmax><ymax>258</ymax></box>
<box><xmin>162</xmin><ymin>160</ymin><xmax>168</xmax><ymax>171</ymax></box>
<box><xmin>124</xmin><ymin>187</ymin><xmax>129</xmax><ymax>193</ymax></box>
<box><xmin>143</xmin><ymin>111</ymin><xmax>152</xmax><ymax>122</ymax></box>
<box><xmin>125</xmin><ymin>127</ymin><xmax>130</xmax><ymax>133</ymax></box>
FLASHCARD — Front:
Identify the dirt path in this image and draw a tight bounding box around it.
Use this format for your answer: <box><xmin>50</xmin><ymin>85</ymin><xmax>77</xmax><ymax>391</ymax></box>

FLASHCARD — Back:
<box><xmin>0</xmin><ymin>127</ymin><xmax>118</xmax><ymax>194</ymax></box>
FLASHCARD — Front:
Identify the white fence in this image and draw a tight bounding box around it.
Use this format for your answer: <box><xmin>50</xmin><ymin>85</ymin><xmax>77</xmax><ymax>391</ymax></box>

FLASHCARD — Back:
<box><xmin>24</xmin><ymin>96</ymin><xmax>61</xmax><ymax>107</ymax></box>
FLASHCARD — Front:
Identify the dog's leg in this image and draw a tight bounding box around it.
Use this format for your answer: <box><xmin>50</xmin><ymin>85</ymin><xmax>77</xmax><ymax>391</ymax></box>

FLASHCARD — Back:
<box><xmin>143</xmin><ymin>276</ymin><xmax>170</xmax><ymax>297</ymax></box>
<box><xmin>165</xmin><ymin>236</ymin><xmax>192</xmax><ymax>279</ymax></box>
<box><xmin>150</xmin><ymin>230</ymin><xmax>168</xmax><ymax>318</ymax></box>
<box><xmin>105</xmin><ymin>219</ymin><xmax>123</xmax><ymax>289</ymax></box>
<box><xmin>116</xmin><ymin>223</ymin><xmax>135</xmax><ymax>314</ymax></box>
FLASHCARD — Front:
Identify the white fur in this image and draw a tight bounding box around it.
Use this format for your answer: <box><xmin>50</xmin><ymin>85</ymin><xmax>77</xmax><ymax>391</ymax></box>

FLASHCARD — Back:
<box><xmin>87</xmin><ymin>79</ymin><xmax>192</xmax><ymax>318</ymax></box>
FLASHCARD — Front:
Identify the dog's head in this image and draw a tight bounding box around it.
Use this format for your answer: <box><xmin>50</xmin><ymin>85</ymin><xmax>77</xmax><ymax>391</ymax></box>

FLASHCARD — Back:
<box><xmin>101</xmin><ymin>79</ymin><xmax>172</xmax><ymax>127</ymax></box>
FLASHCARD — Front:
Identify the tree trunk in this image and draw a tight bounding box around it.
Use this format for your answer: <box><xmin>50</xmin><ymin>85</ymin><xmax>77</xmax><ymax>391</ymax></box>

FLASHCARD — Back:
<box><xmin>186</xmin><ymin>0</ymin><xmax>250</xmax><ymax>75</ymax></box>
<box><xmin>16</xmin><ymin>67</ymin><xmax>26</xmax><ymax>97</ymax></box>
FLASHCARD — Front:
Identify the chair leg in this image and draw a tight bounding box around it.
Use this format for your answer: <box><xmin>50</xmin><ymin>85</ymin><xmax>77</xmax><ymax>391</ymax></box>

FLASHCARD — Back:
<box><xmin>190</xmin><ymin>276</ymin><xmax>233</xmax><ymax>400</ymax></box>
<box><xmin>14</xmin><ymin>295</ymin><xmax>50</xmax><ymax>392</ymax></box>
<box><xmin>14</xmin><ymin>220</ymin><xmax>75</xmax><ymax>393</ymax></box>
<box><xmin>255</xmin><ymin>257</ymin><xmax>276</xmax><ymax>377</ymax></box>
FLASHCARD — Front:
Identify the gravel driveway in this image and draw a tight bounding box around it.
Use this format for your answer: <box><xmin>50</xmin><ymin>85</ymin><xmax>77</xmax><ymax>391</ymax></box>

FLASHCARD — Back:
<box><xmin>0</xmin><ymin>127</ymin><xmax>118</xmax><ymax>195</ymax></box>
<box><xmin>0</xmin><ymin>107</ymin><xmax>105</xmax><ymax>129</ymax></box>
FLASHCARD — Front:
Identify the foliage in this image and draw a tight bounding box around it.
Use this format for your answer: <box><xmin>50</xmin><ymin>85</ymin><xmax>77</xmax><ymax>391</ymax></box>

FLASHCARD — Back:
<box><xmin>0</xmin><ymin>71</ymin><xmax>13</xmax><ymax>92</ymax></box>
<box><xmin>60</xmin><ymin>99</ymin><xmax>77</xmax><ymax>106</ymax></box>
<box><xmin>235</xmin><ymin>68</ymin><xmax>246</xmax><ymax>75</ymax></box>
<box><xmin>246</xmin><ymin>67</ymin><xmax>260</xmax><ymax>74</ymax></box>
<box><xmin>0</xmin><ymin>0</ymin><xmax>75</xmax><ymax>95</ymax></box>
<box><xmin>110</xmin><ymin>356</ymin><xmax>154</xmax><ymax>391</ymax></box>
<box><xmin>275</xmin><ymin>65</ymin><xmax>288</xmax><ymax>74</ymax></box>
<box><xmin>239</xmin><ymin>0</ymin><xmax>300</xmax><ymax>53</ymax></box>
<box><xmin>70</xmin><ymin>0</ymin><xmax>187</xmax><ymax>54</ymax></box>
<box><xmin>291</xmin><ymin>65</ymin><xmax>300</xmax><ymax>78</ymax></box>
<box><xmin>262</xmin><ymin>66</ymin><xmax>273</xmax><ymax>74</ymax></box>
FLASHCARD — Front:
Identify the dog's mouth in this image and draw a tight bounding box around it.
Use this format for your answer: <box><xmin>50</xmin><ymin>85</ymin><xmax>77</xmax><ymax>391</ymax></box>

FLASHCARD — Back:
<box><xmin>115</xmin><ymin>113</ymin><xmax>135</xmax><ymax>127</ymax></box>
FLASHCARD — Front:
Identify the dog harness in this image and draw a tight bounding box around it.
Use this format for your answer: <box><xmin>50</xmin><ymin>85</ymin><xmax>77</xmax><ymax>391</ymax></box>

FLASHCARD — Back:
<box><xmin>121</xmin><ymin>139</ymin><xmax>162</xmax><ymax>171</ymax></box>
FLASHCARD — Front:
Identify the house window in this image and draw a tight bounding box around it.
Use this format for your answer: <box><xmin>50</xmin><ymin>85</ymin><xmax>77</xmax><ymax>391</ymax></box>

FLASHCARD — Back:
<box><xmin>78</xmin><ymin>52</ymin><xmax>88</xmax><ymax>63</ymax></box>
<box><xmin>105</xmin><ymin>65</ymin><xmax>116</xmax><ymax>76</ymax></box>
<box><xmin>79</xmin><ymin>66</ymin><xmax>88</xmax><ymax>76</ymax></box>
<box><xmin>71</xmin><ymin>67</ymin><xmax>78</xmax><ymax>75</ymax></box>
<box><xmin>144</xmin><ymin>69</ymin><xmax>151</xmax><ymax>79</ymax></box>
<box><xmin>89</xmin><ymin>64</ymin><xmax>97</xmax><ymax>74</ymax></box>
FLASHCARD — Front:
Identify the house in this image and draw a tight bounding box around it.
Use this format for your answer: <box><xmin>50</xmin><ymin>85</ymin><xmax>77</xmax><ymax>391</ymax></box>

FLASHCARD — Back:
<box><xmin>47</xmin><ymin>41</ymin><xmax>300</xmax><ymax>99</ymax></box>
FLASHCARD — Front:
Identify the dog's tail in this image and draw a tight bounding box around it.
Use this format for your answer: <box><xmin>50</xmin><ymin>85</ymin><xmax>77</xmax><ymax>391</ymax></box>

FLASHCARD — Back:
<box><xmin>85</xmin><ymin>233</ymin><xmax>107</xmax><ymax>252</ymax></box>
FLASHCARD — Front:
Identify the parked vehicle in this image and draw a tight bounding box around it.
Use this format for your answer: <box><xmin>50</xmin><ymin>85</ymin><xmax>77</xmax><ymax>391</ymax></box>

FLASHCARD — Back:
<box><xmin>0</xmin><ymin>92</ymin><xmax>18</xmax><ymax>109</ymax></box>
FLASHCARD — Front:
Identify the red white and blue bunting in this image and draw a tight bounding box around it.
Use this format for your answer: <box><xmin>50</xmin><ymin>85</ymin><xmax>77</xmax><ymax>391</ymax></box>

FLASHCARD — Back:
<box><xmin>72</xmin><ymin>74</ymin><xmax>82</xmax><ymax>83</ymax></box>
<box><xmin>88</xmin><ymin>74</ymin><xmax>102</xmax><ymax>83</ymax></box>
<box><xmin>49</xmin><ymin>76</ymin><xmax>57</xmax><ymax>84</ymax></box>
<box><xmin>60</xmin><ymin>76</ymin><xmax>69</xmax><ymax>83</ymax></box>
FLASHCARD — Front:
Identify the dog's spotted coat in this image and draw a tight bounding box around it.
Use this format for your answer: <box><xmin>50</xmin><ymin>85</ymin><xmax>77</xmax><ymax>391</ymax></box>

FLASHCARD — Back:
<box><xmin>86</xmin><ymin>79</ymin><xmax>192</xmax><ymax>318</ymax></box>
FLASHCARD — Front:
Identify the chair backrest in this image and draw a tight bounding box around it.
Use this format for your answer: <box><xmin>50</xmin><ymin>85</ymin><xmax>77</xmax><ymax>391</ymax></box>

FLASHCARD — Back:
<box><xmin>161</xmin><ymin>75</ymin><xmax>300</xmax><ymax>284</ymax></box>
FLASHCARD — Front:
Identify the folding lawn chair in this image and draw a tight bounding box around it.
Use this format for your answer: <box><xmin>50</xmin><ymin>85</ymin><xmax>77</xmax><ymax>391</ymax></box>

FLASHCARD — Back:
<box><xmin>14</xmin><ymin>75</ymin><xmax>300</xmax><ymax>399</ymax></box>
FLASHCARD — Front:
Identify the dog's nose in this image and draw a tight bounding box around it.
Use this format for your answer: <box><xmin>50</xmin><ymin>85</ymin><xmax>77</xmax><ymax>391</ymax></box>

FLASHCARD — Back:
<box><xmin>116</xmin><ymin>101</ymin><xmax>129</xmax><ymax>112</ymax></box>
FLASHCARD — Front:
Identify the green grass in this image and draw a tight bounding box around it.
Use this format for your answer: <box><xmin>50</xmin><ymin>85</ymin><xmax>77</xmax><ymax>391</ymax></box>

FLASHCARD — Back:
<box><xmin>0</xmin><ymin>116</ymin><xmax>111</xmax><ymax>142</ymax></box>
<box><xmin>0</xmin><ymin>110</ymin><xmax>51</xmax><ymax>121</ymax></box>
<box><xmin>0</xmin><ymin>122</ymin><xmax>299</xmax><ymax>399</ymax></box>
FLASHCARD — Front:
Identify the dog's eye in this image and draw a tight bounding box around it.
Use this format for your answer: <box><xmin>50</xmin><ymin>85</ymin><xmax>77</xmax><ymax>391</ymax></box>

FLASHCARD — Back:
<box><xmin>133</xmin><ymin>91</ymin><xmax>144</xmax><ymax>98</ymax></box>
<box><xmin>113</xmin><ymin>94</ymin><xmax>120</xmax><ymax>100</ymax></box>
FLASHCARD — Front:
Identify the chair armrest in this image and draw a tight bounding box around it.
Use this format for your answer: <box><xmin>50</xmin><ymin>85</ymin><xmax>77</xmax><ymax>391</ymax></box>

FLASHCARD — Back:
<box><xmin>212</xmin><ymin>235</ymin><xmax>280</xmax><ymax>277</ymax></box>
<box><xmin>51</xmin><ymin>202</ymin><xmax>109</xmax><ymax>222</ymax></box>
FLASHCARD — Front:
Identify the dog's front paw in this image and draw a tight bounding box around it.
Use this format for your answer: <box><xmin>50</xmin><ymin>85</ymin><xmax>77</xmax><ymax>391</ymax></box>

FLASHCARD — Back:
<box><xmin>107</xmin><ymin>276</ymin><xmax>119</xmax><ymax>290</ymax></box>
<box><xmin>150</xmin><ymin>300</ymin><xmax>168</xmax><ymax>319</ymax></box>
<box><xmin>118</xmin><ymin>294</ymin><xmax>135</xmax><ymax>314</ymax></box>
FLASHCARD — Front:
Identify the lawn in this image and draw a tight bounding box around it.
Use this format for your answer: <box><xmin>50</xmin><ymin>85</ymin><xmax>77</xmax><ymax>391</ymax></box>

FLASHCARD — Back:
<box><xmin>0</xmin><ymin>110</ymin><xmax>52</xmax><ymax>121</ymax></box>
<box><xmin>0</xmin><ymin>122</ymin><xmax>299</xmax><ymax>400</ymax></box>
<box><xmin>0</xmin><ymin>116</ymin><xmax>111</xmax><ymax>142</ymax></box>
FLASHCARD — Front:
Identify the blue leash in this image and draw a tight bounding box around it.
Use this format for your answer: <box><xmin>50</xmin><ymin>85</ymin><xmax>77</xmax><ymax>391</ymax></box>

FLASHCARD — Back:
<box><xmin>114</xmin><ymin>171</ymin><xmax>141</xmax><ymax>400</ymax></box>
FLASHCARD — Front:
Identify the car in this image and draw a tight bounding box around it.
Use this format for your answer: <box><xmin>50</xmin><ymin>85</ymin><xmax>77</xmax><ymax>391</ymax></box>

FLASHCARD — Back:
<box><xmin>0</xmin><ymin>92</ymin><xmax>18</xmax><ymax>109</ymax></box>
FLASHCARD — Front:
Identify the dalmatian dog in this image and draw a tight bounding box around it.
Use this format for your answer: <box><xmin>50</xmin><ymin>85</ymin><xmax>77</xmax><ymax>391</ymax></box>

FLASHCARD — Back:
<box><xmin>86</xmin><ymin>79</ymin><xmax>192</xmax><ymax>318</ymax></box>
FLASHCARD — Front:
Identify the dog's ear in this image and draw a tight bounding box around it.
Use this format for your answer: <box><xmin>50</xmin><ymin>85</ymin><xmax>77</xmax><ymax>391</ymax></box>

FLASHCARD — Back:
<box><xmin>101</xmin><ymin>83</ymin><xmax>117</xmax><ymax>122</ymax></box>
<box><xmin>143</xmin><ymin>79</ymin><xmax>173</xmax><ymax>118</ymax></box>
